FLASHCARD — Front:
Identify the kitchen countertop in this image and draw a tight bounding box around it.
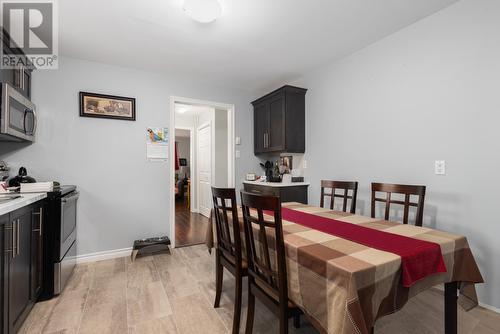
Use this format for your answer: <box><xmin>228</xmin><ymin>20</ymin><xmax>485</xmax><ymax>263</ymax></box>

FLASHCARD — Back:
<box><xmin>243</xmin><ymin>180</ymin><xmax>310</xmax><ymax>187</ymax></box>
<box><xmin>0</xmin><ymin>193</ymin><xmax>47</xmax><ymax>216</ymax></box>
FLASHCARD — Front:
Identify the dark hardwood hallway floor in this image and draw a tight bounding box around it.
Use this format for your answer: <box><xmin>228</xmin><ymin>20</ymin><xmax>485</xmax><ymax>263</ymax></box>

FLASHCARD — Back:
<box><xmin>175</xmin><ymin>198</ymin><xmax>209</xmax><ymax>247</ymax></box>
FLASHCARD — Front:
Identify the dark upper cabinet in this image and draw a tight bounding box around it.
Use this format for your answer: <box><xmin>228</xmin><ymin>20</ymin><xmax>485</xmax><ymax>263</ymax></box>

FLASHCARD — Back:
<box><xmin>252</xmin><ymin>85</ymin><xmax>307</xmax><ymax>155</ymax></box>
<box><xmin>254</xmin><ymin>102</ymin><xmax>268</xmax><ymax>154</ymax></box>
<box><xmin>1</xmin><ymin>29</ymin><xmax>33</xmax><ymax>99</ymax></box>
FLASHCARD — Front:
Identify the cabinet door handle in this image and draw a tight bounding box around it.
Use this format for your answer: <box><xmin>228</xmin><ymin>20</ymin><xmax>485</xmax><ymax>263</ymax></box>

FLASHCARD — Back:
<box><xmin>16</xmin><ymin>219</ymin><xmax>20</xmax><ymax>256</ymax></box>
<box><xmin>4</xmin><ymin>224</ymin><xmax>14</xmax><ymax>256</ymax></box>
<box><xmin>11</xmin><ymin>220</ymin><xmax>16</xmax><ymax>259</ymax></box>
<box><xmin>40</xmin><ymin>207</ymin><xmax>43</xmax><ymax>237</ymax></box>
<box><xmin>21</xmin><ymin>67</ymin><xmax>24</xmax><ymax>90</ymax></box>
<box><xmin>33</xmin><ymin>208</ymin><xmax>43</xmax><ymax>236</ymax></box>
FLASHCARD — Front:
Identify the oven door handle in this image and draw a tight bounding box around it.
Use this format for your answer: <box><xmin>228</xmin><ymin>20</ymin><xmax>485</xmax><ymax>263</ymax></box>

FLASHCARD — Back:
<box><xmin>62</xmin><ymin>192</ymin><xmax>80</xmax><ymax>203</ymax></box>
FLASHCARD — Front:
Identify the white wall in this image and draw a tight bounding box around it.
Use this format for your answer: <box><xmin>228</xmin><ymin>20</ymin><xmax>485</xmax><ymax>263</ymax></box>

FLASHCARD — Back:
<box><xmin>175</xmin><ymin>113</ymin><xmax>196</xmax><ymax>129</ymax></box>
<box><xmin>175</xmin><ymin>113</ymin><xmax>196</xmax><ymax>210</ymax></box>
<box><xmin>214</xmin><ymin>109</ymin><xmax>228</xmax><ymax>187</ymax></box>
<box><xmin>0</xmin><ymin>56</ymin><xmax>259</xmax><ymax>256</ymax></box>
<box><xmin>175</xmin><ymin>136</ymin><xmax>190</xmax><ymax>178</ymax></box>
<box><xmin>289</xmin><ymin>0</ymin><xmax>500</xmax><ymax>308</ymax></box>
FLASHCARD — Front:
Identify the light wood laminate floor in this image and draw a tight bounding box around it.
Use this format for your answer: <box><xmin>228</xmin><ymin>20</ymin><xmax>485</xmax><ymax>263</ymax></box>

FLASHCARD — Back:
<box><xmin>19</xmin><ymin>244</ymin><xmax>500</xmax><ymax>334</ymax></box>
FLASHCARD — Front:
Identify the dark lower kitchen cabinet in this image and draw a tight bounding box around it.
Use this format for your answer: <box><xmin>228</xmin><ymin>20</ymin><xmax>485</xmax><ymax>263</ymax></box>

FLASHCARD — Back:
<box><xmin>30</xmin><ymin>204</ymin><xmax>43</xmax><ymax>302</ymax></box>
<box><xmin>252</xmin><ymin>85</ymin><xmax>307</xmax><ymax>155</ymax></box>
<box><xmin>0</xmin><ymin>214</ymin><xmax>8</xmax><ymax>333</ymax></box>
<box><xmin>8</xmin><ymin>207</ymin><xmax>32</xmax><ymax>334</ymax></box>
<box><xmin>0</xmin><ymin>200</ymin><xmax>45</xmax><ymax>334</ymax></box>
<box><xmin>243</xmin><ymin>182</ymin><xmax>309</xmax><ymax>204</ymax></box>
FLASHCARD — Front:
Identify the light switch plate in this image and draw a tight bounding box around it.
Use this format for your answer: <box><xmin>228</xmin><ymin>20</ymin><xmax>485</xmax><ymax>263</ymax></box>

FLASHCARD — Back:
<box><xmin>235</xmin><ymin>137</ymin><xmax>241</xmax><ymax>145</ymax></box>
<box><xmin>435</xmin><ymin>160</ymin><xmax>445</xmax><ymax>175</ymax></box>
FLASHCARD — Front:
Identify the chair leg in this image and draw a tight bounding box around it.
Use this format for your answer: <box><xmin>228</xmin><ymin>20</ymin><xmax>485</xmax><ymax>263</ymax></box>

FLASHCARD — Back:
<box><xmin>279</xmin><ymin>310</ymin><xmax>288</xmax><ymax>334</ymax></box>
<box><xmin>245</xmin><ymin>285</ymin><xmax>255</xmax><ymax>334</ymax></box>
<box><xmin>232</xmin><ymin>274</ymin><xmax>243</xmax><ymax>334</ymax></box>
<box><xmin>293</xmin><ymin>314</ymin><xmax>300</xmax><ymax>329</ymax></box>
<box><xmin>214</xmin><ymin>253</ymin><xmax>224</xmax><ymax>308</ymax></box>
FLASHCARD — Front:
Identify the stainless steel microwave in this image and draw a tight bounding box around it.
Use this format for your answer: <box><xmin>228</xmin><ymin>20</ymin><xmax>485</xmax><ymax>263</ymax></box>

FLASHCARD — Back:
<box><xmin>0</xmin><ymin>83</ymin><xmax>36</xmax><ymax>142</ymax></box>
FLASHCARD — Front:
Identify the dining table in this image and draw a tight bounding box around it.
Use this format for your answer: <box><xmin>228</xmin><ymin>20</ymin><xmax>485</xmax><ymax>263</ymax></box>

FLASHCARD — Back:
<box><xmin>205</xmin><ymin>202</ymin><xmax>483</xmax><ymax>334</ymax></box>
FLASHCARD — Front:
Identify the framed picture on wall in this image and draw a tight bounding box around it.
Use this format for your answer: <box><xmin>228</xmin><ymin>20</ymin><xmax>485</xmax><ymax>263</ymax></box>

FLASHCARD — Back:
<box><xmin>279</xmin><ymin>155</ymin><xmax>293</xmax><ymax>173</ymax></box>
<box><xmin>179</xmin><ymin>158</ymin><xmax>187</xmax><ymax>166</ymax></box>
<box><xmin>79</xmin><ymin>92</ymin><xmax>136</xmax><ymax>121</ymax></box>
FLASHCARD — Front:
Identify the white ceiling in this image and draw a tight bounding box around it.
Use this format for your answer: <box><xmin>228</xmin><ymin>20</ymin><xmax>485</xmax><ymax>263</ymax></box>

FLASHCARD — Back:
<box><xmin>59</xmin><ymin>0</ymin><xmax>458</xmax><ymax>91</ymax></box>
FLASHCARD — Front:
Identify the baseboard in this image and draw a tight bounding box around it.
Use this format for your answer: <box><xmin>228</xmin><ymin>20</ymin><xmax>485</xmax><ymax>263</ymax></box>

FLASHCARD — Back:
<box><xmin>76</xmin><ymin>247</ymin><xmax>132</xmax><ymax>264</ymax></box>
<box><xmin>479</xmin><ymin>302</ymin><xmax>500</xmax><ymax>314</ymax></box>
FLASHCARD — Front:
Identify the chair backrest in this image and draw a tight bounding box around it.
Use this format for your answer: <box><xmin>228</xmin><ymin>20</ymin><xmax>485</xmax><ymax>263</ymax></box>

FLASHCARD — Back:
<box><xmin>371</xmin><ymin>183</ymin><xmax>426</xmax><ymax>226</ymax></box>
<box><xmin>320</xmin><ymin>180</ymin><xmax>358</xmax><ymax>213</ymax></box>
<box><xmin>211</xmin><ymin>187</ymin><xmax>242</xmax><ymax>265</ymax></box>
<box><xmin>240</xmin><ymin>191</ymin><xmax>288</xmax><ymax>305</ymax></box>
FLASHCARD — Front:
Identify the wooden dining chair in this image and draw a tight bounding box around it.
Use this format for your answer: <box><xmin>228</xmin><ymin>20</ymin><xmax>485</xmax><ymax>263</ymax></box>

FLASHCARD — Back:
<box><xmin>320</xmin><ymin>180</ymin><xmax>358</xmax><ymax>213</ymax></box>
<box><xmin>371</xmin><ymin>183</ymin><xmax>426</xmax><ymax>226</ymax></box>
<box><xmin>211</xmin><ymin>187</ymin><xmax>247</xmax><ymax>334</ymax></box>
<box><xmin>240</xmin><ymin>191</ymin><xmax>302</xmax><ymax>334</ymax></box>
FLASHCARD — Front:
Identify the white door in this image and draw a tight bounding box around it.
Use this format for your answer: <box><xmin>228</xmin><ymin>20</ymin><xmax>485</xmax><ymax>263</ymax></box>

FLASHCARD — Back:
<box><xmin>197</xmin><ymin>123</ymin><xmax>212</xmax><ymax>217</ymax></box>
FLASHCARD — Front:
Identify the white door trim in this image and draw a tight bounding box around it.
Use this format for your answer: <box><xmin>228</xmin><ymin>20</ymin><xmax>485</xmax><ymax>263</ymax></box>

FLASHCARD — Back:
<box><xmin>170</xmin><ymin>96</ymin><xmax>235</xmax><ymax>248</ymax></box>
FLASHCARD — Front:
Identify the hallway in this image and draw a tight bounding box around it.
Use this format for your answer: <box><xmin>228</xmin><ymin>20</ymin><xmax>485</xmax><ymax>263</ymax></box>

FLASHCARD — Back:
<box><xmin>175</xmin><ymin>199</ymin><xmax>209</xmax><ymax>247</ymax></box>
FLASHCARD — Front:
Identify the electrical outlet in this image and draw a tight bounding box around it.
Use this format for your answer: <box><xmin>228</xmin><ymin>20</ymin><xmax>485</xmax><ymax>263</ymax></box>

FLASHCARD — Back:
<box><xmin>435</xmin><ymin>160</ymin><xmax>445</xmax><ymax>175</ymax></box>
<box><xmin>303</xmin><ymin>160</ymin><xmax>308</xmax><ymax>169</ymax></box>
<box><xmin>235</xmin><ymin>150</ymin><xmax>240</xmax><ymax>158</ymax></box>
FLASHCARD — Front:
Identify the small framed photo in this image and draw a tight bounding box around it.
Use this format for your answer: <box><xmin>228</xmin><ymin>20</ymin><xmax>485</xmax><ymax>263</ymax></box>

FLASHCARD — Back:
<box><xmin>79</xmin><ymin>92</ymin><xmax>136</xmax><ymax>121</ymax></box>
<box><xmin>279</xmin><ymin>156</ymin><xmax>293</xmax><ymax>174</ymax></box>
<box><xmin>179</xmin><ymin>158</ymin><xmax>187</xmax><ymax>166</ymax></box>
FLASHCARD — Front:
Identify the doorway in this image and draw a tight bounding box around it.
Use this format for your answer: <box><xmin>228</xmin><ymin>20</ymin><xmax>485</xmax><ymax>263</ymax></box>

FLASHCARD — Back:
<box><xmin>170</xmin><ymin>96</ymin><xmax>235</xmax><ymax>248</ymax></box>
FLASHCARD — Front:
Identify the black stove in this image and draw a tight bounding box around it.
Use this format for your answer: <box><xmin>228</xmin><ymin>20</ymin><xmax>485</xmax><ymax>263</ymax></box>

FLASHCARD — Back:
<box><xmin>47</xmin><ymin>185</ymin><xmax>77</xmax><ymax>197</ymax></box>
<box><xmin>40</xmin><ymin>185</ymin><xmax>79</xmax><ymax>300</ymax></box>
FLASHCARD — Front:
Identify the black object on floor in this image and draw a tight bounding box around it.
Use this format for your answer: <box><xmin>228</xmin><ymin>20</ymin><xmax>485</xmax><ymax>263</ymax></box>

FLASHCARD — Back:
<box><xmin>131</xmin><ymin>236</ymin><xmax>171</xmax><ymax>261</ymax></box>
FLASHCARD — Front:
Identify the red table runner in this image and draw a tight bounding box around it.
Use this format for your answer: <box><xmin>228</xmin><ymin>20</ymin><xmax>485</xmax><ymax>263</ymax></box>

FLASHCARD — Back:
<box><xmin>281</xmin><ymin>208</ymin><xmax>446</xmax><ymax>287</ymax></box>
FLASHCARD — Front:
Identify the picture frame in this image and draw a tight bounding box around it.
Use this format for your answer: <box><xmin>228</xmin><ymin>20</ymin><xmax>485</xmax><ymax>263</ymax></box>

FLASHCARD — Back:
<box><xmin>79</xmin><ymin>92</ymin><xmax>136</xmax><ymax>121</ymax></box>
<box><xmin>179</xmin><ymin>158</ymin><xmax>187</xmax><ymax>166</ymax></box>
<box><xmin>279</xmin><ymin>155</ymin><xmax>293</xmax><ymax>174</ymax></box>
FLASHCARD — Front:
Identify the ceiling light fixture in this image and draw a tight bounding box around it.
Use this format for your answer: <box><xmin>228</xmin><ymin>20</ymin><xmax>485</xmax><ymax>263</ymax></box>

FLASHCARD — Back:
<box><xmin>182</xmin><ymin>0</ymin><xmax>222</xmax><ymax>23</ymax></box>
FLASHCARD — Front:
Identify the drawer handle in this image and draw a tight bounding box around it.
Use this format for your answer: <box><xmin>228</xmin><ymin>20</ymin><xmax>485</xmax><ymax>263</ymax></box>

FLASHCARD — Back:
<box><xmin>33</xmin><ymin>208</ymin><xmax>43</xmax><ymax>236</ymax></box>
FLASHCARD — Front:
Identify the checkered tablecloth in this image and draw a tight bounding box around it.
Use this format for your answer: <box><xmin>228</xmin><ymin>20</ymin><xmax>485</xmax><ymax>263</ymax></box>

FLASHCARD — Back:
<box><xmin>206</xmin><ymin>202</ymin><xmax>483</xmax><ymax>334</ymax></box>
